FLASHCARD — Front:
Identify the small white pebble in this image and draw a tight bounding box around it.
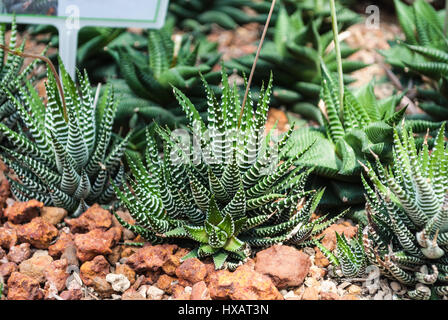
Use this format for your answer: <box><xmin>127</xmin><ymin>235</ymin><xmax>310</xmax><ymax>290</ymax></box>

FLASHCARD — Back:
<box><xmin>373</xmin><ymin>291</ymin><xmax>384</xmax><ymax>300</ymax></box>
<box><xmin>283</xmin><ymin>291</ymin><xmax>297</xmax><ymax>299</ymax></box>
<box><xmin>184</xmin><ymin>286</ymin><xmax>192</xmax><ymax>294</ymax></box>
<box><xmin>106</xmin><ymin>273</ymin><xmax>131</xmax><ymax>293</ymax></box>
<box><xmin>320</xmin><ymin>280</ymin><xmax>338</xmax><ymax>294</ymax></box>
<box><xmin>383</xmin><ymin>293</ymin><xmax>393</xmax><ymax>300</ymax></box>
<box><xmin>146</xmin><ymin>285</ymin><xmax>164</xmax><ymax>300</ymax></box>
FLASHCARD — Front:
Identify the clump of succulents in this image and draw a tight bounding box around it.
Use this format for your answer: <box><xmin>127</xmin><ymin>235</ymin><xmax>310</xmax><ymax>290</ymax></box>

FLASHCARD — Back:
<box><xmin>0</xmin><ymin>18</ymin><xmax>42</xmax><ymax>132</ymax></box>
<box><xmin>382</xmin><ymin>0</ymin><xmax>448</xmax><ymax>121</ymax></box>
<box><xmin>283</xmin><ymin>62</ymin><xmax>439</xmax><ymax>207</ymax></box>
<box><xmin>360</xmin><ymin>124</ymin><xmax>448</xmax><ymax>299</ymax></box>
<box><xmin>169</xmin><ymin>0</ymin><xmax>271</xmax><ymax>32</ymax></box>
<box><xmin>0</xmin><ymin>62</ymin><xmax>128</xmax><ymax>217</ymax></box>
<box><xmin>114</xmin><ymin>71</ymin><xmax>345</xmax><ymax>269</ymax></box>
<box><xmin>226</xmin><ymin>6</ymin><xmax>365</xmax><ymax>120</ymax></box>
<box><xmin>112</xmin><ymin>19</ymin><xmax>222</xmax><ymax>130</ymax></box>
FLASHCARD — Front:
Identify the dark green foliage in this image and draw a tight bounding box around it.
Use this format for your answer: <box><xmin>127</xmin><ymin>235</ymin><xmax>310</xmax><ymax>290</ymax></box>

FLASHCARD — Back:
<box><xmin>280</xmin><ymin>0</ymin><xmax>360</xmax><ymax>29</ymax></box>
<box><xmin>382</xmin><ymin>0</ymin><xmax>448</xmax><ymax>120</ymax></box>
<box><xmin>115</xmin><ymin>72</ymin><xmax>345</xmax><ymax>269</ymax></box>
<box><xmin>112</xmin><ymin>20</ymin><xmax>222</xmax><ymax>132</ymax></box>
<box><xmin>361</xmin><ymin>124</ymin><xmax>448</xmax><ymax>299</ymax></box>
<box><xmin>226</xmin><ymin>5</ymin><xmax>364</xmax><ymax>120</ymax></box>
<box><xmin>0</xmin><ymin>18</ymin><xmax>42</xmax><ymax>134</ymax></box>
<box><xmin>169</xmin><ymin>0</ymin><xmax>272</xmax><ymax>32</ymax></box>
<box><xmin>283</xmin><ymin>63</ymin><xmax>439</xmax><ymax>207</ymax></box>
<box><xmin>0</xmin><ymin>63</ymin><xmax>127</xmax><ymax>217</ymax></box>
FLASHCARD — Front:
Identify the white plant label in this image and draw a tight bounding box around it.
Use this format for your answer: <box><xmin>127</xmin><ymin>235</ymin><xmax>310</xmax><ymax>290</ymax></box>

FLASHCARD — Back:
<box><xmin>0</xmin><ymin>0</ymin><xmax>169</xmax><ymax>76</ymax></box>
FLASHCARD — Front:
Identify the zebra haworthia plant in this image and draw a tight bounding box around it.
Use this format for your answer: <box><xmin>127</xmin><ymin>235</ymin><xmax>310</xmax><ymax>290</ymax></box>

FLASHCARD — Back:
<box><xmin>315</xmin><ymin>227</ymin><xmax>367</xmax><ymax>279</ymax></box>
<box><xmin>114</xmin><ymin>72</ymin><xmax>345</xmax><ymax>269</ymax></box>
<box><xmin>0</xmin><ymin>62</ymin><xmax>128</xmax><ymax>217</ymax></box>
<box><xmin>283</xmin><ymin>62</ymin><xmax>441</xmax><ymax>208</ymax></box>
<box><xmin>382</xmin><ymin>0</ymin><xmax>448</xmax><ymax>121</ymax></box>
<box><xmin>0</xmin><ymin>18</ymin><xmax>42</xmax><ymax>132</ymax></box>
<box><xmin>361</xmin><ymin>124</ymin><xmax>448</xmax><ymax>299</ymax></box>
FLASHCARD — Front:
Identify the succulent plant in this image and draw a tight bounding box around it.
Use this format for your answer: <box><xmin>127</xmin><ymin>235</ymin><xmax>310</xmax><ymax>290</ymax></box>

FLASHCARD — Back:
<box><xmin>168</xmin><ymin>0</ymin><xmax>271</xmax><ymax>32</ymax></box>
<box><xmin>282</xmin><ymin>62</ymin><xmax>440</xmax><ymax>208</ymax></box>
<box><xmin>226</xmin><ymin>6</ymin><xmax>365</xmax><ymax>121</ymax></box>
<box><xmin>114</xmin><ymin>71</ymin><xmax>345</xmax><ymax>269</ymax></box>
<box><xmin>112</xmin><ymin>19</ymin><xmax>222</xmax><ymax>131</ymax></box>
<box><xmin>0</xmin><ymin>62</ymin><xmax>128</xmax><ymax>217</ymax></box>
<box><xmin>382</xmin><ymin>0</ymin><xmax>448</xmax><ymax>121</ymax></box>
<box><xmin>315</xmin><ymin>227</ymin><xmax>367</xmax><ymax>278</ymax></box>
<box><xmin>0</xmin><ymin>18</ymin><xmax>42</xmax><ymax>133</ymax></box>
<box><xmin>280</xmin><ymin>0</ymin><xmax>360</xmax><ymax>28</ymax></box>
<box><xmin>360</xmin><ymin>124</ymin><xmax>448</xmax><ymax>299</ymax></box>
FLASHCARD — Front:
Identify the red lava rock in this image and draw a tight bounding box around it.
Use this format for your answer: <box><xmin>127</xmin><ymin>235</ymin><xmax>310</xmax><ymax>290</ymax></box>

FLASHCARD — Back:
<box><xmin>19</xmin><ymin>252</ymin><xmax>54</xmax><ymax>283</ymax></box>
<box><xmin>111</xmin><ymin>210</ymin><xmax>135</xmax><ymax>240</ymax></box>
<box><xmin>48</xmin><ymin>231</ymin><xmax>75</xmax><ymax>258</ymax></box>
<box><xmin>191</xmin><ymin>281</ymin><xmax>211</xmax><ymax>300</ymax></box>
<box><xmin>17</xmin><ymin>217</ymin><xmax>58</xmax><ymax>249</ymax></box>
<box><xmin>0</xmin><ymin>246</ymin><xmax>5</xmax><ymax>259</ymax></box>
<box><xmin>162</xmin><ymin>247</ymin><xmax>189</xmax><ymax>276</ymax></box>
<box><xmin>143</xmin><ymin>270</ymin><xmax>162</xmax><ymax>285</ymax></box>
<box><xmin>74</xmin><ymin>227</ymin><xmax>122</xmax><ymax>262</ymax></box>
<box><xmin>107</xmin><ymin>245</ymin><xmax>123</xmax><ymax>265</ymax></box>
<box><xmin>6</xmin><ymin>272</ymin><xmax>44</xmax><ymax>300</ymax></box>
<box><xmin>320</xmin><ymin>292</ymin><xmax>340</xmax><ymax>300</ymax></box>
<box><xmin>126</xmin><ymin>244</ymin><xmax>177</xmax><ymax>273</ymax></box>
<box><xmin>176</xmin><ymin>258</ymin><xmax>208</xmax><ymax>285</ymax></box>
<box><xmin>45</xmin><ymin>259</ymin><xmax>69</xmax><ymax>292</ymax></box>
<box><xmin>0</xmin><ymin>262</ymin><xmax>18</xmax><ymax>280</ymax></box>
<box><xmin>341</xmin><ymin>294</ymin><xmax>359</xmax><ymax>300</ymax></box>
<box><xmin>0</xmin><ymin>226</ymin><xmax>17</xmax><ymax>249</ymax></box>
<box><xmin>0</xmin><ymin>178</ymin><xmax>10</xmax><ymax>215</ymax></box>
<box><xmin>40</xmin><ymin>207</ymin><xmax>68</xmax><ymax>225</ymax></box>
<box><xmin>115</xmin><ymin>263</ymin><xmax>136</xmax><ymax>285</ymax></box>
<box><xmin>156</xmin><ymin>274</ymin><xmax>177</xmax><ymax>293</ymax></box>
<box><xmin>7</xmin><ymin>243</ymin><xmax>32</xmax><ymax>264</ymax></box>
<box><xmin>314</xmin><ymin>222</ymin><xmax>358</xmax><ymax>268</ymax></box>
<box><xmin>172</xmin><ymin>284</ymin><xmax>187</xmax><ymax>299</ymax></box>
<box><xmin>122</xmin><ymin>288</ymin><xmax>145</xmax><ymax>300</ymax></box>
<box><xmin>121</xmin><ymin>245</ymin><xmax>140</xmax><ymax>259</ymax></box>
<box><xmin>61</xmin><ymin>243</ymin><xmax>79</xmax><ymax>267</ymax></box>
<box><xmin>59</xmin><ymin>289</ymin><xmax>83</xmax><ymax>300</ymax></box>
<box><xmin>3</xmin><ymin>200</ymin><xmax>43</xmax><ymax>224</ymax></box>
<box><xmin>91</xmin><ymin>276</ymin><xmax>114</xmax><ymax>297</ymax></box>
<box><xmin>208</xmin><ymin>264</ymin><xmax>284</xmax><ymax>300</ymax></box>
<box><xmin>302</xmin><ymin>286</ymin><xmax>319</xmax><ymax>300</ymax></box>
<box><xmin>80</xmin><ymin>255</ymin><xmax>110</xmax><ymax>286</ymax></box>
<box><xmin>254</xmin><ymin>245</ymin><xmax>311</xmax><ymax>289</ymax></box>
<box><xmin>65</xmin><ymin>204</ymin><xmax>112</xmax><ymax>233</ymax></box>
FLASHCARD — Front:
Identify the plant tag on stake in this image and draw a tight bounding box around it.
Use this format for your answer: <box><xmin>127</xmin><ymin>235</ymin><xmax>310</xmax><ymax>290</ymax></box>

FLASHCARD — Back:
<box><xmin>0</xmin><ymin>0</ymin><xmax>169</xmax><ymax>77</ymax></box>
